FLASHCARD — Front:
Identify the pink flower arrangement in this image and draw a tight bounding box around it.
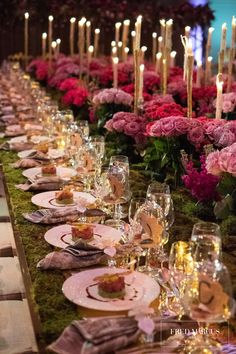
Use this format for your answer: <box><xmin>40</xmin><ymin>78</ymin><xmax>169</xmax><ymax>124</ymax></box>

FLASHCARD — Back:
<box><xmin>206</xmin><ymin>143</ymin><xmax>236</xmax><ymax>177</ymax></box>
<box><xmin>182</xmin><ymin>155</ymin><xmax>219</xmax><ymax>202</ymax></box>
<box><xmin>104</xmin><ymin>111</ymin><xmax>146</xmax><ymax>144</ymax></box>
<box><xmin>92</xmin><ymin>88</ymin><xmax>133</xmax><ymax>107</ymax></box>
<box><xmin>59</xmin><ymin>77</ymin><xmax>79</xmax><ymax>91</ymax></box>
<box><xmin>144</xmin><ymin>101</ymin><xmax>187</xmax><ymax>120</ymax></box>
<box><xmin>27</xmin><ymin>59</ymin><xmax>49</xmax><ymax>81</ymax></box>
<box><xmin>213</xmin><ymin>92</ymin><xmax>236</xmax><ymax>113</ymax></box>
<box><xmin>143</xmin><ymin>71</ymin><xmax>160</xmax><ymax>93</ymax></box>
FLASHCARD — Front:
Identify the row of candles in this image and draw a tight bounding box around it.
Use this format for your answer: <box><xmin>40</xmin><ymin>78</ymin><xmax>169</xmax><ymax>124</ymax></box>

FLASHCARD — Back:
<box><xmin>23</xmin><ymin>13</ymin><xmax>236</xmax><ymax>119</ymax></box>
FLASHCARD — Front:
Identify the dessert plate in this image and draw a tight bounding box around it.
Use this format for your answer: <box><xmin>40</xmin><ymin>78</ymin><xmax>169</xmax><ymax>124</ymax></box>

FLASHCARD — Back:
<box><xmin>23</xmin><ymin>167</ymin><xmax>76</xmax><ymax>182</ymax></box>
<box><xmin>9</xmin><ymin>135</ymin><xmax>50</xmax><ymax>144</ymax></box>
<box><xmin>18</xmin><ymin>148</ymin><xmax>64</xmax><ymax>159</ymax></box>
<box><xmin>44</xmin><ymin>223</ymin><xmax>122</xmax><ymax>249</ymax></box>
<box><xmin>62</xmin><ymin>267</ymin><xmax>160</xmax><ymax>311</ymax></box>
<box><xmin>31</xmin><ymin>191</ymin><xmax>95</xmax><ymax>209</ymax></box>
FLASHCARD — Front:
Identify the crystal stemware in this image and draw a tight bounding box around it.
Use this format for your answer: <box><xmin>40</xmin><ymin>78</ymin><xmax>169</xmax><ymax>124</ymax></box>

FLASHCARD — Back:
<box><xmin>191</xmin><ymin>222</ymin><xmax>221</xmax><ymax>260</ymax></box>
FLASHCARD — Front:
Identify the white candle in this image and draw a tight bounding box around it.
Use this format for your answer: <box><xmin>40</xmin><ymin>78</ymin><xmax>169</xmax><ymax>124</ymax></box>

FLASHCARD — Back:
<box><xmin>112</xmin><ymin>57</ymin><xmax>119</xmax><ymax>88</ymax></box>
<box><xmin>112</xmin><ymin>46</ymin><xmax>117</xmax><ymax>58</ymax></box>
<box><xmin>118</xmin><ymin>41</ymin><xmax>123</xmax><ymax>58</ymax></box>
<box><xmin>42</xmin><ymin>32</ymin><xmax>47</xmax><ymax>58</ymax></box>
<box><xmin>70</xmin><ymin>17</ymin><xmax>76</xmax><ymax>55</ymax></box>
<box><xmin>141</xmin><ymin>46</ymin><xmax>147</xmax><ymax>63</ymax></box>
<box><xmin>94</xmin><ymin>28</ymin><xmax>100</xmax><ymax>57</ymax></box>
<box><xmin>48</xmin><ymin>15</ymin><xmax>53</xmax><ymax>59</ymax></box>
<box><xmin>86</xmin><ymin>21</ymin><xmax>91</xmax><ymax>53</ymax></box>
<box><xmin>196</xmin><ymin>61</ymin><xmax>202</xmax><ymax>87</ymax></box>
<box><xmin>124</xmin><ymin>47</ymin><xmax>129</xmax><ymax>62</ymax></box>
<box><xmin>88</xmin><ymin>45</ymin><xmax>94</xmax><ymax>66</ymax></box>
<box><xmin>220</xmin><ymin>23</ymin><xmax>227</xmax><ymax>52</ymax></box>
<box><xmin>162</xmin><ymin>58</ymin><xmax>167</xmax><ymax>95</ymax></box>
<box><xmin>115</xmin><ymin>22</ymin><xmax>122</xmax><ymax>43</ymax></box>
<box><xmin>152</xmin><ymin>32</ymin><xmax>157</xmax><ymax>64</ymax></box>
<box><xmin>131</xmin><ymin>30</ymin><xmax>136</xmax><ymax>53</ymax></box>
<box><xmin>158</xmin><ymin>36</ymin><xmax>163</xmax><ymax>53</ymax></box>
<box><xmin>170</xmin><ymin>50</ymin><xmax>176</xmax><ymax>67</ymax></box>
<box><xmin>155</xmin><ymin>52</ymin><xmax>162</xmax><ymax>74</ymax></box>
<box><xmin>166</xmin><ymin>19</ymin><xmax>173</xmax><ymax>50</ymax></box>
<box><xmin>138</xmin><ymin>64</ymin><xmax>144</xmax><ymax>101</ymax></box>
<box><xmin>135</xmin><ymin>15</ymin><xmax>142</xmax><ymax>50</ymax></box>
<box><xmin>122</xmin><ymin>19</ymin><xmax>130</xmax><ymax>53</ymax></box>
<box><xmin>51</xmin><ymin>41</ymin><xmax>57</xmax><ymax>57</ymax></box>
<box><xmin>79</xmin><ymin>17</ymin><xmax>86</xmax><ymax>59</ymax></box>
<box><xmin>205</xmin><ymin>56</ymin><xmax>212</xmax><ymax>85</ymax></box>
<box><xmin>24</xmin><ymin>12</ymin><xmax>29</xmax><ymax>65</ymax></box>
<box><xmin>231</xmin><ymin>16</ymin><xmax>236</xmax><ymax>49</ymax></box>
<box><xmin>207</xmin><ymin>27</ymin><xmax>214</xmax><ymax>48</ymax></box>
<box><xmin>160</xmin><ymin>19</ymin><xmax>166</xmax><ymax>42</ymax></box>
<box><xmin>185</xmin><ymin>26</ymin><xmax>191</xmax><ymax>39</ymax></box>
<box><xmin>215</xmin><ymin>73</ymin><xmax>224</xmax><ymax>119</ymax></box>
<box><xmin>56</xmin><ymin>38</ymin><xmax>61</xmax><ymax>54</ymax></box>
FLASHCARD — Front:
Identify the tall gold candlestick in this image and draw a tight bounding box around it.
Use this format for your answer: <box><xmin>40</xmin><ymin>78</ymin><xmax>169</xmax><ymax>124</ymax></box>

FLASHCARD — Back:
<box><xmin>70</xmin><ymin>17</ymin><xmax>76</xmax><ymax>55</ymax></box>
<box><xmin>115</xmin><ymin>22</ymin><xmax>121</xmax><ymax>43</ymax></box>
<box><xmin>227</xmin><ymin>16</ymin><xmax>236</xmax><ymax>92</ymax></box>
<box><xmin>218</xmin><ymin>23</ymin><xmax>227</xmax><ymax>74</ymax></box>
<box><xmin>42</xmin><ymin>32</ymin><xmax>47</xmax><ymax>58</ymax></box>
<box><xmin>94</xmin><ymin>28</ymin><xmax>100</xmax><ymax>57</ymax></box>
<box><xmin>152</xmin><ymin>32</ymin><xmax>157</xmax><ymax>64</ymax></box>
<box><xmin>134</xmin><ymin>49</ymin><xmax>141</xmax><ymax>114</ymax></box>
<box><xmin>48</xmin><ymin>15</ymin><xmax>53</xmax><ymax>62</ymax></box>
<box><xmin>86</xmin><ymin>21</ymin><xmax>91</xmax><ymax>54</ymax></box>
<box><xmin>51</xmin><ymin>41</ymin><xmax>57</xmax><ymax>58</ymax></box>
<box><xmin>187</xmin><ymin>55</ymin><xmax>194</xmax><ymax>118</ymax></box>
<box><xmin>118</xmin><ymin>41</ymin><xmax>123</xmax><ymax>59</ymax></box>
<box><xmin>196</xmin><ymin>61</ymin><xmax>202</xmax><ymax>88</ymax></box>
<box><xmin>88</xmin><ymin>45</ymin><xmax>94</xmax><ymax>67</ymax></box>
<box><xmin>215</xmin><ymin>73</ymin><xmax>224</xmax><ymax>119</ymax></box>
<box><xmin>160</xmin><ymin>19</ymin><xmax>166</xmax><ymax>43</ymax></box>
<box><xmin>135</xmin><ymin>15</ymin><xmax>142</xmax><ymax>50</ymax></box>
<box><xmin>24</xmin><ymin>12</ymin><xmax>29</xmax><ymax>67</ymax></box>
<box><xmin>112</xmin><ymin>57</ymin><xmax>119</xmax><ymax>89</ymax></box>
<box><xmin>112</xmin><ymin>46</ymin><xmax>117</xmax><ymax>58</ymax></box>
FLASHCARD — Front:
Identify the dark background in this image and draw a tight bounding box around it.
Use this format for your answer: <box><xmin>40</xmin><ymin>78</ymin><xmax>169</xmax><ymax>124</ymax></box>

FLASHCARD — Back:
<box><xmin>0</xmin><ymin>0</ymin><xmax>214</xmax><ymax>62</ymax></box>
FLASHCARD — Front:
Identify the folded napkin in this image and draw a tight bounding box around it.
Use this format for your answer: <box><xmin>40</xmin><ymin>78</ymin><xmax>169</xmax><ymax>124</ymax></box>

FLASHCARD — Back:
<box><xmin>48</xmin><ymin>317</ymin><xmax>140</xmax><ymax>354</ymax></box>
<box><xmin>11</xmin><ymin>158</ymin><xmax>41</xmax><ymax>169</ymax></box>
<box><xmin>16</xmin><ymin>176</ymin><xmax>62</xmax><ymax>191</ymax></box>
<box><xmin>24</xmin><ymin>150</ymin><xmax>50</xmax><ymax>161</ymax></box>
<box><xmin>23</xmin><ymin>207</ymin><xmax>106</xmax><ymax>224</ymax></box>
<box><xmin>0</xmin><ymin>141</ymin><xmax>34</xmax><ymax>152</ymax></box>
<box><xmin>23</xmin><ymin>207</ymin><xmax>80</xmax><ymax>224</ymax></box>
<box><xmin>4</xmin><ymin>125</ymin><xmax>25</xmax><ymax>137</ymax></box>
<box><xmin>37</xmin><ymin>241</ymin><xmax>107</xmax><ymax>270</ymax></box>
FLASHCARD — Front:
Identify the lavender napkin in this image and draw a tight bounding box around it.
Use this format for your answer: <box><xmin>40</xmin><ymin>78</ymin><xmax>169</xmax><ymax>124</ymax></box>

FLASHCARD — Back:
<box><xmin>16</xmin><ymin>176</ymin><xmax>62</xmax><ymax>191</ymax></box>
<box><xmin>37</xmin><ymin>241</ymin><xmax>107</xmax><ymax>270</ymax></box>
<box><xmin>23</xmin><ymin>207</ymin><xmax>80</xmax><ymax>224</ymax></box>
<box><xmin>48</xmin><ymin>317</ymin><xmax>140</xmax><ymax>354</ymax></box>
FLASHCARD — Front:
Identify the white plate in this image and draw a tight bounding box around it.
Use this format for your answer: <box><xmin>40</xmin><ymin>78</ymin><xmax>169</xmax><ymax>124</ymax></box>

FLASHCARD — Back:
<box><xmin>31</xmin><ymin>190</ymin><xmax>96</xmax><ymax>209</ymax></box>
<box><xmin>18</xmin><ymin>149</ymin><xmax>36</xmax><ymax>158</ymax></box>
<box><xmin>62</xmin><ymin>267</ymin><xmax>160</xmax><ymax>311</ymax></box>
<box><xmin>9</xmin><ymin>135</ymin><xmax>49</xmax><ymax>144</ymax></box>
<box><xmin>44</xmin><ymin>224</ymin><xmax>122</xmax><ymax>249</ymax></box>
<box><xmin>23</xmin><ymin>167</ymin><xmax>76</xmax><ymax>182</ymax></box>
<box><xmin>18</xmin><ymin>148</ymin><xmax>65</xmax><ymax>160</ymax></box>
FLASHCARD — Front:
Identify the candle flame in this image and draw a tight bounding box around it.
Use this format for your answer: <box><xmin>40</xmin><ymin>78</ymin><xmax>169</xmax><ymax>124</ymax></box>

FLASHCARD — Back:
<box><xmin>158</xmin><ymin>36</ymin><xmax>163</xmax><ymax>43</ymax></box>
<box><xmin>42</xmin><ymin>32</ymin><xmax>47</xmax><ymax>39</ymax></box>
<box><xmin>48</xmin><ymin>15</ymin><xmax>53</xmax><ymax>22</ymax></box>
<box><xmin>166</xmin><ymin>19</ymin><xmax>173</xmax><ymax>26</ymax></box>
<box><xmin>152</xmin><ymin>32</ymin><xmax>157</xmax><ymax>38</ymax></box>
<box><xmin>156</xmin><ymin>52</ymin><xmax>162</xmax><ymax>59</ymax></box>
<box><xmin>113</xmin><ymin>57</ymin><xmax>119</xmax><ymax>65</ymax></box>
<box><xmin>160</xmin><ymin>19</ymin><xmax>166</xmax><ymax>27</ymax></box>
<box><xmin>137</xmin><ymin>15</ymin><xmax>142</xmax><ymax>23</ymax></box>
<box><xmin>24</xmin><ymin>12</ymin><xmax>29</xmax><ymax>19</ymax></box>
<box><xmin>115</xmin><ymin>22</ymin><xmax>122</xmax><ymax>29</ymax></box>
<box><xmin>208</xmin><ymin>56</ymin><xmax>213</xmax><ymax>62</ymax></box>
<box><xmin>56</xmin><ymin>38</ymin><xmax>61</xmax><ymax>44</ymax></box>
<box><xmin>70</xmin><ymin>17</ymin><xmax>76</xmax><ymax>23</ymax></box>
<box><xmin>197</xmin><ymin>60</ymin><xmax>202</xmax><ymax>67</ymax></box>
<box><xmin>112</xmin><ymin>47</ymin><xmax>117</xmax><ymax>54</ymax></box>
<box><xmin>51</xmin><ymin>41</ymin><xmax>57</xmax><ymax>48</ymax></box>
<box><xmin>209</xmin><ymin>27</ymin><xmax>214</xmax><ymax>33</ymax></box>
<box><xmin>141</xmin><ymin>46</ymin><xmax>147</xmax><ymax>52</ymax></box>
<box><xmin>170</xmin><ymin>51</ymin><xmax>177</xmax><ymax>58</ymax></box>
<box><xmin>111</xmin><ymin>40</ymin><xmax>116</xmax><ymax>47</ymax></box>
<box><xmin>222</xmin><ymin>23</ymin><xmax>227</xmax><ymax>30</ymax></box>
<box><xmin>124</xmin><ymin>47</ymin><xmax>129</xmax><ymax>53</ymax></box>
<box><xmin>88</xmin><ymin>45</ymin><xmax>94</xmax><ymax>53</ymax></box>
<box><xmin>131</xmin><ymin>31</ymin><xmax>136</xmax><ymax>37</ymax></box>
<box><xmin>140</xmin><ymin>63</ymin><xmax>145</xmax><ymax>72</ymax></box>
<box><xmin>185</xmin><ymin>26</ymin><xmax>191</xmax><ymax>32</ymax></box>
<box><xmin>79</xmin><ymin>17</ymin><xmax>86</xmax><ymax>26</ymax></box>
<box><xmin>124</xmin><ymin>19</ymin><xmax>130</xmax><ymax>26</ymax></box>
<box><xmin>86</xmin><ymin>20</ymin><xmax>91</xmax><ymax>27</ymax></box>
<box><xmin>95</xmin><ymin>28</ymin><xmax>100</xmax><ymax>34</ymax></box>
<box><xmin>216</xmin><ymin>73</ymin><xmax>224</xmax><ymax>87</ymax></box>
<box><xmin>118</xmin><ymin>41</ymin><xmax>123</xmax><ymax>48</ymax></box>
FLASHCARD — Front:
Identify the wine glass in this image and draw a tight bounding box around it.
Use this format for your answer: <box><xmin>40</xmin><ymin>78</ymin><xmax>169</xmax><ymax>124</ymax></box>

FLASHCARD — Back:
<box><xmin>77</xmin><ymin>120</ymin><xmax>89</xmax><ymax>142</ymax></box>
<box><xmin>181</xmin><ymin>257</ymin><xmax>233</xmax><ymax>354</ymax></box>
<box><xmin>191</xmin><ymin>222</ymin><xmax>221</xmax><ymax>260</ymax></box>
<box><xmin>89</xmin><ymin>136</ymin><xmax>105</xmax><ymax>174</ymax></box>
<box><xmin>131</xmin><ymin>200</ymin><xmax>165</xmax><ymax>273</ymax></box>
<box><xmin>109</xmin><ymin>155</ymin><xmax>129</xmax><ymax>175</ymax></box>
<box><xmin>128</xmin><ymin>197</ymin><xmax>146</xmax><ymax>226</ymax></box>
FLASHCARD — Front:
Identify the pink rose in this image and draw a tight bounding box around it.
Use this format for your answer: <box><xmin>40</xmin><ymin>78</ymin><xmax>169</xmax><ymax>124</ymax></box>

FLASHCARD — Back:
<box><xmin>174</xmin><ymin>117</ymin><xmax>190</xmax><ymax>134</ymax></box>
<box><xmin>218</xmin><ymin>151</ymin><xmax>231</xmax><ymax>172</ymax></box>
<box><xmin>222</xmin><ymin>100</ymin><xmax>234</xmax><ymax>113</ymax></box>
<box><xmin>160</xmin><ymin>118</ymin><xmax>176</xmax><ymax>136</ymax></box>
<box><xmin>228</xmin><ymin>142</ymin><xmax>236</xmax><ymax>153</ymax></box>
<box><xmin>124</xmin><ymin>121</ymin><xmax>140</xmax><ymax>135</ymax></box>
<box><xmin>104</xmin><ymin>119</ymin><xmax>114</xmax><ymax>132</ymax></box>
<box><xmin>113</xmin><ymin>119</ymin><xmax>126</xmax><ymax>132</ymax></box>
<box><xmin>217</xmin><ymin>130</ymin><xmax>235</xmax><ymax>147</ymax></box>
<box><xmin>146</xmin><ymin>121</ymin><xmax>162</xmax><ymax>136</ymax></box>
<box><xmin>206</xmin><ymin>151</ymin><xmax>221</xmax><ymax>176</ymax></box>
<box><xmin>227</xmin><ymin>153</ymin><xmax>236</xmax><ymax>176</ymax></box>
<box><xmin>187</xmin><ymin>126</ymin><xmax>205</xmax><ymax>145</ymax></box>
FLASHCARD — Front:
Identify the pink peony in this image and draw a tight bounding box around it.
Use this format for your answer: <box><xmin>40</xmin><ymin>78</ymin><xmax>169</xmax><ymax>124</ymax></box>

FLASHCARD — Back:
<box><xmin>124</xmin><ymin>121</ymin><xmax>140</xmax><ymax>135</ymax></box>
<box><xmin>160</xmin><ymin>118</ymin><xmax>176</xmax><ymax>136</ymax></box>
<box><xmin>187</xmin><ymin>125</ymin><xmax>205</xmax><ymax>145</ymax></box>
<box><xmin>222</xmin><ymin>100</ymin><xmax>234</xmax><ymax>113</ymax></box>
<box><xmin>104</xmin><ymin>119</ymin><xmax>113</xmax><ymax>132</ymax></box>
<box><xmin>59</xmin><ymin>77</ymin><xmax>79</xmax><ymax>91</ymax></box>
<box><xmin>218</xmin><ymin>151</ymin><xmax>232</xmax><ymax>172</ymax></box>
<box><xmin>113</xmin><ymin>119</ymin><xmax>126</xmax><ymax>132</ymax></box>
<box><xmin>228</xmin><ymin>153</ymin><xmax>236</xmax><ymax>176</ymax></box>
<box><xmin>146</xmin><ymin>121</ymin><xmax>162</xmax><ymax>136</ymax></box>
<box><xmin>174</xmin><ymin>117</ymin><xmax>190</xmax><ymax>134</ymax></box>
